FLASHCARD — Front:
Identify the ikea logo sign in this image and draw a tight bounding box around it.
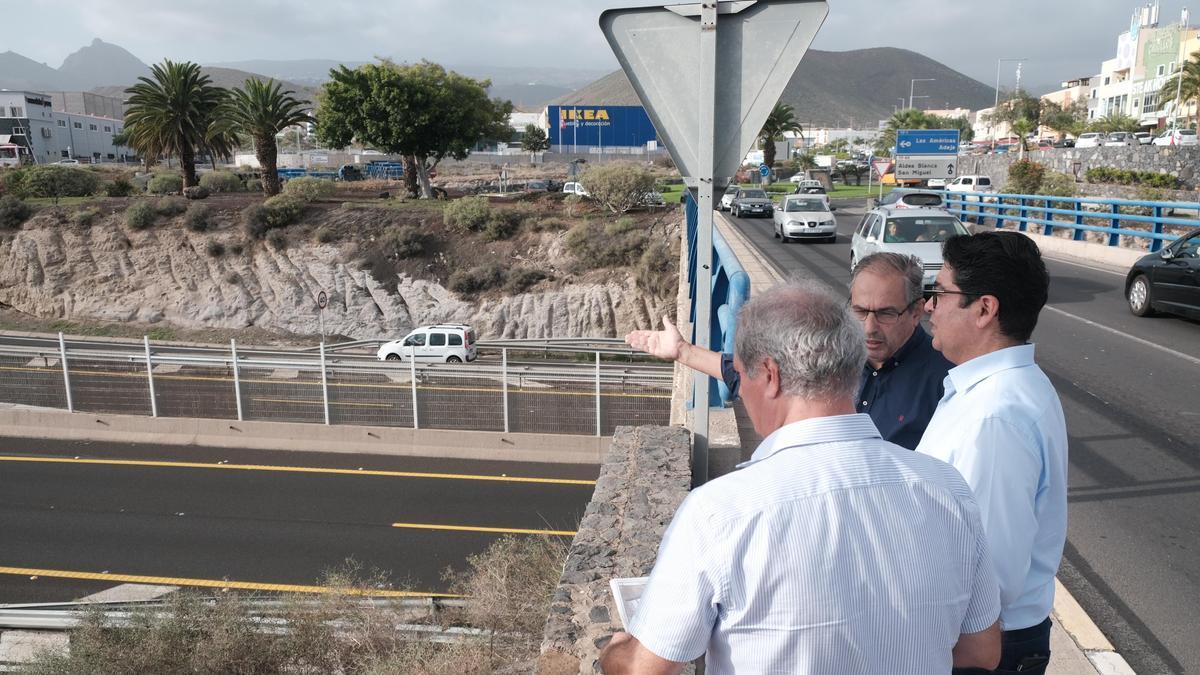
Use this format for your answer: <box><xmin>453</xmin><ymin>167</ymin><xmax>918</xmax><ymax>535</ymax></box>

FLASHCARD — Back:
<box><xmin>561</xmin><ymin>109</ymin><xmax>610</xmax><ymax>121</ymax></box>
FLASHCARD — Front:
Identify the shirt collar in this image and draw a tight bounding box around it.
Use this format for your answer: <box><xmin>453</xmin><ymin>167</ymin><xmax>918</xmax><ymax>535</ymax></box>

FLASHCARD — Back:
<box><xmin>737</xmin><ymin>413</ymin><xmax>882</xmax><ymax>469</ymax></box>
<box><xmin>946</xmin><ymin>343</ymin><xmax>1036</xmax><ymax>395</ymax></box>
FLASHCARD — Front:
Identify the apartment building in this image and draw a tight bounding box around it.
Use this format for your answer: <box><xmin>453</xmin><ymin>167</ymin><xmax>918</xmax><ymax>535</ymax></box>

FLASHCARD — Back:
<box><xmin>0</xmin><ymin>90</ymin><xmax>132</xmax><ymax>164</ymax></box>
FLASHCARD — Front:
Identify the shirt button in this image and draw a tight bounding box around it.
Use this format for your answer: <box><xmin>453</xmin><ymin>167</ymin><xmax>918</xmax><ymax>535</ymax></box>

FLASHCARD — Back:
<box><xmin>862</xmin><ymin>401</ymin><xmax>868</xmax><ymax>406</ymax></box>
<box><xmin>872</xmin><ymin>372</ymin><xmax>878</xmax><ymax>377</ymax></box>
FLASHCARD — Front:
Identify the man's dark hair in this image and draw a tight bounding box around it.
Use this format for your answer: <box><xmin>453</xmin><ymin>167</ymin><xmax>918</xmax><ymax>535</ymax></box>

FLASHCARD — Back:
<box><xmin>942</xmin><ymin>231</ymin><xmax>1049</xmax><ymax>342</ymax></box>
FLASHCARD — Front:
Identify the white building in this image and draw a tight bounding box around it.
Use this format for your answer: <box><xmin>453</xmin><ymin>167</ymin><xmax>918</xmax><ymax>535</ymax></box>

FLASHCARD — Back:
<box><xmin>0</xmin><ymin>90</ymin><xmax>132</xmax><ymax>164</ymax></box>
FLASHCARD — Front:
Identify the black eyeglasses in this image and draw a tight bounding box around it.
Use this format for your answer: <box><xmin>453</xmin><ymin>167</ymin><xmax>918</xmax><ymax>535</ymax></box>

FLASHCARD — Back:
<box><xmin>848</xmin><ymin>298</ymin><xmax>920</xmax><ymax>325</ymax></box>
<box><xmin>925</xmin><ymin>289</ymin><xmax>982</xmax><ymax>309</ymax></box>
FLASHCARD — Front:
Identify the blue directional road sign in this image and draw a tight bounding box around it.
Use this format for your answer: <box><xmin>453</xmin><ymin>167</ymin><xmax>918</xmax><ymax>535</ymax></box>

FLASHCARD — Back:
<box><xmin>895</xmin><ymin>129</ymin><xmax>960</xmax><ymax>156</ymax></box>
<box><xmin>759</xmin><ymin>163</ymin><xmax>771</xmax><ymax>177</ymax></box>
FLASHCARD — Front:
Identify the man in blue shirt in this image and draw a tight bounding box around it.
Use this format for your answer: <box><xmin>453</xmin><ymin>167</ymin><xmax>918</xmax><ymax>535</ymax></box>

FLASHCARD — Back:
<box><xmin>625</xmin><ymin>253</ymin><xmax>951</xmax><ymax>449</ymax></box>
<box><xmin>917</xmin><ymin>231</ymin><xmax>1067</xmax><ymax>675</ymax></box>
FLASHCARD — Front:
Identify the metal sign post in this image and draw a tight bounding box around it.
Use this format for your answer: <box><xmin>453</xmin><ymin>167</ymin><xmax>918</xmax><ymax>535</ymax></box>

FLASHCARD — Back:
<box><xmin>602</xmin><ymin>0</ymin><xmax>827</xmax><ymax>486</ymax></box>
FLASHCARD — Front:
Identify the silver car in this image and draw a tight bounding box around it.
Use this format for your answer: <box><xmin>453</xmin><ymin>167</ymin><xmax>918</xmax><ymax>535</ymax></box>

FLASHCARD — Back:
<box><xmin>773</xmin><ymin>195</ymin><xmax>838</xmax><ymax>243</ymax></box>
<box><xmin>730</xmin><ymin>188</ymin><xmax>773</xmax><ymax>218</ymax></box>
<box><xmin>850</xmin><ymin>206</ymin><xmax>971</xmax><ymax>287</ymax></box>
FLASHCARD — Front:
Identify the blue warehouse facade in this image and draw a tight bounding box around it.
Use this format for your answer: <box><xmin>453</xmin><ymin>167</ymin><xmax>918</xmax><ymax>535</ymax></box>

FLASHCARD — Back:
<box><xmin>546</xmin><ymin>105</ymin><xmax>659</xmax><ymax>150</ymax></box>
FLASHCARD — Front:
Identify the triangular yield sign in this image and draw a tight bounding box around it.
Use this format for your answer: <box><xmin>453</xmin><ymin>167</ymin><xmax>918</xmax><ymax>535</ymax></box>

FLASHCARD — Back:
<box><xmin>601</xmin><ymin>0</ymin><xmax>828</xmax><ymax>186</ymax></box>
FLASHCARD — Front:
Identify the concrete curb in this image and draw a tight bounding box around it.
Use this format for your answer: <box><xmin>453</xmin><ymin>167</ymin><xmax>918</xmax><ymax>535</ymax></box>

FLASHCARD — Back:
<box><xmin>1053</xmin><ymin>580</ymin><xmax>1137</xmax><ymax>674</ymax></box>
<box><xmin>0</xmin><ymin>406</ymin><xmax>608</xmax><ymax>465</ymax></box>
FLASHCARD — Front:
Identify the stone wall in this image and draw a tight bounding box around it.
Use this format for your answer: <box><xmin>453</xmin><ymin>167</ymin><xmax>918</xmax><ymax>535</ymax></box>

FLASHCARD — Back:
<box><xmin>960</xmin><ymin>146</ymin><xmax>1200</xmax><ymax>193</ymax></box>
<box><xmin>536</xmin><ymin>425</ymin><xmax>692</xmax><ymax>675</ymax></box>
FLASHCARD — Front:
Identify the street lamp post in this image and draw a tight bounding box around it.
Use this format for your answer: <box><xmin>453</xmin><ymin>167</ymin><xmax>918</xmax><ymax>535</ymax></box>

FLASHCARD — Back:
<box><xmin>909</xmin><ymin>78</ymin><xmax>935</xmax><ymax>110</ymax></box>
<box><xmin>993</xmin><ymin>57</ymin><xmax>1027</xmax><ymax>148</ymax></box>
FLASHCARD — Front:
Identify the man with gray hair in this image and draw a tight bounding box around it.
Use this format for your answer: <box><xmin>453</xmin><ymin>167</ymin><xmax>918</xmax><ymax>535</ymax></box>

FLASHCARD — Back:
<box><xmin>601</xmin><ymin>283</ymin><xmax>1001</xmax><ymax>674</ymax></box>
<box><xmin>626</xmin><ymin>252</ymin><xmax>951</xmax><ymax>449</ymax></box>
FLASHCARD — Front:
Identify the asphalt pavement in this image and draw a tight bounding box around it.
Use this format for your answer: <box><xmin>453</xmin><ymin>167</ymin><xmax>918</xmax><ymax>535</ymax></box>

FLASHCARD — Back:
<box><xmin>726</xmin><ymin>201</ymin><xmax>1199</xmax><ymax>674</ymax></box>
<box><xmin>0</xmin><ymin>437</ymin><xmax>598</xmax><ymax>604</ymax></box>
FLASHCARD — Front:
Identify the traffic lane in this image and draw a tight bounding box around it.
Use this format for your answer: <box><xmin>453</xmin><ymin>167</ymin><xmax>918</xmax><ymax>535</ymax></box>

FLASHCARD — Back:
<box><xmin>0</xmin><ymin>576</ymin><xmax>118</xmax><ymax>606</ymax></box>
<box><xmin>0</xmin><ymin>457</ymin><xmax>593</xmax><ymax>534</ymax></box>
<box><xmin>0</xmin><ymin>458</ymin><xmax>593</xmax><ymax>596</ymax></box>
<box><xmin>0</xmin><ymin>437</ymin><xmax>601</xmax><ymax>482</ymax></box>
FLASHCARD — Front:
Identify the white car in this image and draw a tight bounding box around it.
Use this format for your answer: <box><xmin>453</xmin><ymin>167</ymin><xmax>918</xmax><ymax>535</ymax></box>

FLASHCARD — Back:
<box><xmin>1103</xmin><ymin>132</ymin><xmax>1136</xmax><ymax>147</ymax></box>
<box><xmin>377</xmin><ymin>324</ymin><xmax>478</xmax><ymax>363</ymax></box>
<box><xmin>1075</xmin><ymin>132</ymin><xmax>1104</xmax><ymax>149</ymax></box>
<box><xmin>790</xmin><ymin>177</ymin><xmax>823</xmax><ymax>189</ymax></box>
<box><xmin>1151</xmin><ymin>128</ymin><xmax>1198</xmax><ymax>146</ymax></box>
<box><xmin>562</xmin><ymin>181</ymin><xmax>589</xmax><ymax>197</ymax></box>
<box><xmin>1134</xmin><ymin>132</ymin><xmax>1153</xmax><ymax>145</ymax></box>
<box><xmin>54</xmin><ymin>158</ymin><xmax>81</xmax><ymax>165</ymax></box>
<box><xmin>850</xmin><ymin>206</ymin><xmax>972</xmax><ymax>287</ymax></box>
<box><xmin>944</xmin><ymin>175</ymin><xmax>995</xmax><ymax>201</ymax></box>
<box><xmin>773</xmin><ymin>195</ymin><xmax>837</xmax><ymax>243</ymax></box>
<box><xmin>719</xmin><ymin>184</ymin><xmax>739</xmax><ymax>211</ymax></box>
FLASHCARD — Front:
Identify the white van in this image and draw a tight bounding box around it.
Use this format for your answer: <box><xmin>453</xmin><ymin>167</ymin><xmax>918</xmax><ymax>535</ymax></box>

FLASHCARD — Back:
<box><xmin>377</xmin><ymin>324</ymin><xmax>478</xmax><ymax>363</ymax></box>
<box><xmin>562</xmin><ymin>182</ymin><xmax>589</xmax><ymax>197</ymax></box>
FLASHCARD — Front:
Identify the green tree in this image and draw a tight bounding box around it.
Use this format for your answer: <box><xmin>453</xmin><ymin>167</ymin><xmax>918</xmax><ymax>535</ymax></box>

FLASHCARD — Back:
<box><xmin>1159</xmin><ymin>50</ymin><xmax>1200</xmax><ymax>129</ymax></box>
<box><xmin>1088</xmin><ymin>112</ymin><xmax>1140</xmax><ymax>134</ymax></box>
<box><xmin>316</xmin><ymin>60</ymin><xmax>513</xmax><ymax>198</ymax></box>
<box><xmin>757</xmin><ymin>102</ymin><xmax>803</xmax><ymax>167</ymax></box>
<box><xmin>215</xmin><ymin>79</ymin><xmax>313</xmax><ymax>196</ymax></box>
<box><xmin>520</xmin><ymin>124</ymin><xmax>549</xmax><ymax>162</ymax></box>
<box><xmin>1040</xmin><ymin>99</ymin><xmax>1088</xmax><ymax>140</ymax></box>
<box><xmin>875</xmin><ymin>108</ymin><xmax>935</xmax><ymax>157</ymax></box>
<box><xmin>1011</xmin><ymin>118</ymin><xmax>1036</xmax><ymax>158</ymax></box>
<box><xmin>929</xmin><ymin>114</ymin><xmax>974</xmax><ymax>143</ymax></box>
<box><xmin>795</xmin><ymin>151</ymin><xmax>818</xmax><ymax>173</ymax></box>
<box><xmin>123</xmin><ymin>60</ymin><xmax>227</xmax><ymax>187</ymax></box>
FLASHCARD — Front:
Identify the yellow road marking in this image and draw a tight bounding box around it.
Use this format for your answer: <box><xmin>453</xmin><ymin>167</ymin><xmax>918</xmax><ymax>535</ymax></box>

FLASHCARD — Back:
<box><xmin>392</xmin><ymin>522</ymin><xmax>577</xmax><ymax>537</ymax></box>
<box><xmin>0</xmin><ymin>456</ymin><xmax>596</xmax><ymax>486</ymax></box>
<box><xmin>250</xmin><ymin>397</ymin><xmax>394</xmax><ymax>409</ymax></box>
<box><xmin>0</xmin><ymin>565</ymin><xmax>458</xmax><ymax>597</ymax></box>
<box><xmin>0</xmin><ymin>364</ymin><xmax>671</xmax><ymax>399</ymax></box>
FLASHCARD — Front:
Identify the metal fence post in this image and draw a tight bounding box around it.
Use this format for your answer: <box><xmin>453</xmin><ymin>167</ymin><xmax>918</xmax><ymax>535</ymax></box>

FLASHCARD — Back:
<box><xmin>319</xmin><ymin>342</ymin><xmax>331</xmax><ymax>426</ymax></box>
<box><xmin>410</xmin><ymin>356</ymin><xmax>420</xmax><ymax>429</ymax></box>
<box><xmin>1018</xmin><ymin>196</ymin><xmax>1028</xmax><ymax>232</ymax></box>
<box><xmin>144</xmin><ymin>336</ymin><xmax>157</xmax><ymax>418</ymax></box>
<box><xmin>1108</xmin><ymin>203</ymin><xmax>1122</xmax><ymax>246</ymax></box>
<box><xmin>57</xmin><ymin>332</ymin><xmax>73</xmax><ymax>413</ymax></box>
<box><xmin>231</xmin><ymin>339</ymin><xmax>243</xmax><ymax>422</ymax></box>
<box><xmin>502</xmin><ymin>348</ymin><xmax>510</xmax><ymax>433</ymax></box>
<box><xmin>1151</xmin><ymin>205</ymin><xmax>1164</xmax><ymax>252</ymax></box>
<box><xmin>595</xmin><ymin>351</ymin><xmax>602</xmax><ymax>438</ymax></box>
<box><xmin>1073</xmin><ymin>198</ymin><xmax>1086</xmax><ymax>241</ymax></box>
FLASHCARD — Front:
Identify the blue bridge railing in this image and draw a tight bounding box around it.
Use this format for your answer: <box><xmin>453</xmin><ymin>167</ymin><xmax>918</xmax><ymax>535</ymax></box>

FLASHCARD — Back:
<box><xmin>939</xmin><ymin>190</ymin><xmax>1200</xmax><ymax>253</ymax></box>
<box><xmin>684</xmin><ymin>191</ymin><xmax>750</xmax><ymax>407</ymax></box>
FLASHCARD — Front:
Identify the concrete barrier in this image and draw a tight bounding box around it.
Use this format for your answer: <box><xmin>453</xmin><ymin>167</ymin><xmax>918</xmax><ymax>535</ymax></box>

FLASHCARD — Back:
<box><xmin>0</xmin><ymin>406</ymin><xmax>608</xmax><ymax>464</ymax></box>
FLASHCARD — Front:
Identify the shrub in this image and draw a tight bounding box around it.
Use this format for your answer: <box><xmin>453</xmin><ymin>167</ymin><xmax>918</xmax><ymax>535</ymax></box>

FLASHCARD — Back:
<box><xmin>1085</xmin><ymin>166</ymin><xmax>1179</xmax><ymax>189</ymax></box>
<box><xmin>244</xmin><ymin>178</ymin><xmax>262</xmax><ymax>192</ymax></box>
<box><xmin>580</xmin><ymin>162</ymin><xmax>656</xmax><ymax>214</ymax></box>
<box><xmin>205</xmin><ymin>240</ymin><xmax>225</xmax><ymax>257</ymax></box>
<box><xmin>125</xmin><ymin>201</ymin><xmax>157</xmax><ymax>230</ymax></box>
<box><xmin>380</xmin><ymin>225</ymin><xmax>427</xmax><ymax>258</ymax></box>
<box><xmin>146</xmin><ymin>173</ymin><xmax>183</xmax><ymax>195</ymax></box>
<box><xmin>156</xmin><ymin>197</ymin><xmax>187</xmax><ymax>216</ymax></box>
<box><xmin>72</xmin><ymin>207</ymin><xmax>102</xmax><ymax>227</ymax></box>
<box><xmin>531</xmin><ymin>217</ymin><xmax>568</xmax><ymax>232</ymax></box>
<box><xmin>565</xmin><ymin>218</ymin><xmax>648</xmax><ymax>268</ymax></box>
<box><xmin>282</xmin><ymin>176</ymin><xmax>336</xmax><ymax>202</ymax></box>
<box><xmin>449</xmin><ymin>263</ymin><xmax>506</xmax><ymax>295</ymax></box>
<box><xmin>267</xmin><ymin>229</ymin><xmax>288</xmax><ymax>249</ymax></box>
<box><xmin>504</xmin><ymin>267</ymin><xmax>547</xmax><ymax>293</ymax></box>
<box><xmin>105</xmin><ymin>177</ymin><xmax>135</xmax><ymax>197</ymax></box>
<box><xmin>1039</xmin><ymin>172</ymin><xmax>1077</xmax><ymax>198</ymax></box>
<box><xmin>229</xmin><ymin>241</ymin><xmax>245</xmax><ymax>256</ymax></box>
<box><xmin>9</xmin><ymin>166</ymin><xmax>100</xmax><ymax>201</ymax></box>
<box><xmin>1006</xmin><ymin>159</ymin><xmax>1046</xmax><ymax>194</ymax></box>
<box><xmin>0</xmin><ymin>195</ymin><xmax>32</xmax><ymax>229</ymax></box>
<box><xmin>314</xmin><ymin>226</ymin><xmax>336</xmax><ymax>243</ymax></box>
<box><xmin>198</xmin><ymin>171</ymin><xmax>244</xmax><ymax>193</ymax></box>
<box><xmin>636</xmin><ymin>239</ymin><xmax>677</xmax><ymax>297</ymax></box>
<box><xmin>443</xmin><ymin>195</ymin><xmax>491</xmax><ymax>231</ymax></box>
<box><xmin>184</xmin><ymin>204</ymin><xmax>212</xmax><ymax>232</ymax></box>
<box><xmin>243</xmin><ymin>195</ymin><xmax>305</xmax><ymax>239</ymax></box>
<box><xmin>483</xmin><ymin>209</ymin><xmax>522</xmax><ymax>240</ymax></box>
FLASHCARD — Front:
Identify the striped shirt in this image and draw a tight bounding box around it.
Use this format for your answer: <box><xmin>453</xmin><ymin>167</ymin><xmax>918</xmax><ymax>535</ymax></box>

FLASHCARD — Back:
<box><xmin>628</xmin><ymin>414</ymin><xmax>1000</xmax><ymax>674</ymax></box>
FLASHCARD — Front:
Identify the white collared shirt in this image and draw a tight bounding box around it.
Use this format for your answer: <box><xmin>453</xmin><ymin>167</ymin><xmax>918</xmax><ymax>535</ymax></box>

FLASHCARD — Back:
<box><xmin>916</xmin><ymin>344</ymin><xmax>1068</xmax><ymax>631</ymax></box>
<box><xmin>629</xmin><ymin>414</ymin><xmax>1000</xmax><ymax>674</ymax></box>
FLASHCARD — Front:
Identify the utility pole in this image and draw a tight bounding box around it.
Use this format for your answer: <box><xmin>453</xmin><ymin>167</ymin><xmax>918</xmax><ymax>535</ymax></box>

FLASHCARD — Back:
<box><xmin>909</xmin><ymin>78</ymin><xmax>935</xmax><ymax>110</ymax></box>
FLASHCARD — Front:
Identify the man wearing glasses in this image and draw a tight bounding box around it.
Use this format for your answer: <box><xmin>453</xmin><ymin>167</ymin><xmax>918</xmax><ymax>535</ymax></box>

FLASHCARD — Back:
<box><xmin>625</xmin><ymin>253</ymin><xmax>951</xmax><ymax>449</ymax></box>
<box><xmin>919</xmin><ymin>231</ymin><xmax>1067</xmax><ymax>675</ymax></box>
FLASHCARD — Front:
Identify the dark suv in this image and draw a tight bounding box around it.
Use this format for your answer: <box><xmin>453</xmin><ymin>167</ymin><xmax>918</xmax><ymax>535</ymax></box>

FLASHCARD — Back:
<box><xmin>730</xmin><ymin>188</ymin><xmax>773</xmax><ymax>218</ymax></box>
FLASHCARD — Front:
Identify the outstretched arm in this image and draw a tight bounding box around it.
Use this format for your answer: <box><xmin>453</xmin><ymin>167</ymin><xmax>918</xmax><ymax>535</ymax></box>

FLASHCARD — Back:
<box><xmin>626</xmin><ymin>316</ymin><xmax>723</xmax><ymax>380</ymax></box>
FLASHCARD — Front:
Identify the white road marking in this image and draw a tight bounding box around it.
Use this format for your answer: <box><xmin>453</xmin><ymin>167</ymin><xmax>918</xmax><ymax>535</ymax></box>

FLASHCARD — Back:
<box><xmin>1043</xmin><ymin>305</ymin><xmax>1200</xmax><ymax>367</ymax></box>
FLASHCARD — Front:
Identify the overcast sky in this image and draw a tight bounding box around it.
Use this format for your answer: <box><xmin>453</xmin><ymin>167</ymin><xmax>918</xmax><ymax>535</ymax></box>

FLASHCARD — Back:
<box><xmin>14</xmin><ymin>0</ymin><xmax>1192</xmax><ymax>90</ymax></box>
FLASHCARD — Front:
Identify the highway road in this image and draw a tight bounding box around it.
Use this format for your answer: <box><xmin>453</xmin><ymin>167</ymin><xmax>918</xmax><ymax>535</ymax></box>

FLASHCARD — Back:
<box><xmin>0</xmin><ymin>437</ymin><xmax>598</xmax><ymax>605</ymax></box>
<box><xmin>727</xmin><ymin>202</ymin><xmax>1200</xmax><ymax>674</ymax></box>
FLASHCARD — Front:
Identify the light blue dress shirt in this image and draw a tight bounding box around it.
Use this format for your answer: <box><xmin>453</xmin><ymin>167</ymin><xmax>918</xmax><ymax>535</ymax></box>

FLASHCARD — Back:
<box><xmin>916</xmin><ymin>344</ymin><xmax>1068</xmax><ymax>631</ymax></box>
<box><xmin>629</xmin><ymin>414</ymin><xmax>1000</xmax><ymax>674</ymax></box>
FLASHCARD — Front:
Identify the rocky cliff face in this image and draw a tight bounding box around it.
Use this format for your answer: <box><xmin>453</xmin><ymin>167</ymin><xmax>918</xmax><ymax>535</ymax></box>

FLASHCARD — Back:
<box><xmin>0</xmin><ymin>212</ymin><xmax>672</xmax><ymax>340</ymax></box>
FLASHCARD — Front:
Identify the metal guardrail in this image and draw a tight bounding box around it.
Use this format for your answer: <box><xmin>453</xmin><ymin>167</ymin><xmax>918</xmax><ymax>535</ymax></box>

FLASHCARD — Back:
<box><xmin>684</xmin><ymin>192</ymin><xmax>750</xmax><ymax>406</ymax></box>
<box><xmin>939</xmin><ymin>190</ymin><xmax>1200</xmax><ymax>252</ymax></box>
<box><xmin>0</xmin><ymin>333</ymin><xmax>672</xmax><ymax>437</ymax></box>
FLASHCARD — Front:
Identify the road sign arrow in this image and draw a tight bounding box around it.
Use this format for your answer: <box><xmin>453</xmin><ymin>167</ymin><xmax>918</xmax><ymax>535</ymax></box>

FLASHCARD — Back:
<box><xmin>600</xmin><ymin>0</ymin><xmax>828</xmax><ymax>185</ymax></box>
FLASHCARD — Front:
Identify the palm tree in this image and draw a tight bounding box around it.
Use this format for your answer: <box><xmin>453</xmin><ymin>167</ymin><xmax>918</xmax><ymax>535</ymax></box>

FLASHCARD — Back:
<box><xmin>876</xmin><ymin>108</ymin><xmax>933</xmax><ymax>157</ymax></box>
<box><xmin>124</xmin><ymin>60</ymin><xmax>227</xmax><ymax>187</ymax></box>
<box><xmin>216</xmin><ymin>79</ymin><xmax>313</xmax><ymax>196</ymax></box>
<box><xmin>1011</xmin><ymin>118</ymin><xmax>1035</xmax><ymax>159</ymax></box>
<box><xmin>758</xmin><ymin>102</ymin><xmax>803</xmax><ymax>167</ymax></box>
<box><xmin>1158</xmin><ymin>50</ymin><xmax>1200</xmax><ymax>129</ymax></box>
